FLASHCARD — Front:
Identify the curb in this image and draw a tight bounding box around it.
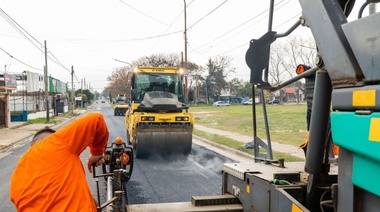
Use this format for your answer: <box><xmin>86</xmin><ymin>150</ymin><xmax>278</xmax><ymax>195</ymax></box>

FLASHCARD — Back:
<box><xmin>0</xmin><ymin>112</ymin><xmax>86</xmax><ymax>154</ymax></box>
<box><xmin>9</xmin><ymin>122</ymin><xmax>29</xmax><ymax>130</ymax></box>
<box><xmin>193</xmin><ymin>134</ymin><xmax>254</xmax><ymax>161</ymax></box>
<box><xmin>0</xmin><ymin>135</ymin><xmax>32</xmax><ymax>153</ymax></box>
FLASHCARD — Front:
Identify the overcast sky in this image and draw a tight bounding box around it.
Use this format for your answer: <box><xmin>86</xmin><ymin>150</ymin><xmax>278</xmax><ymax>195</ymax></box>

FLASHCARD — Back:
<box><xmin>0</xmin><ymin>0</ymin><xmax>369</xmax><ymax>92</ymax></box>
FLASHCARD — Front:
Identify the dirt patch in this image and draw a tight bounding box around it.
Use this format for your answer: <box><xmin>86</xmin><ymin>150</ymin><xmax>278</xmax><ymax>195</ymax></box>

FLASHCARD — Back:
<box><xmin>192</xmin><ymin>111</ymin><xmax>221</xmax><ymax>114</ymax></box>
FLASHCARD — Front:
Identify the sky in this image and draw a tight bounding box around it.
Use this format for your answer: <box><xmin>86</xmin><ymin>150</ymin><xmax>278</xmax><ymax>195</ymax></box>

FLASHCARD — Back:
<box><xmin>0</xmin><ymin>0</ymin><xmax>370</xmax><ymax>92</ymax></box>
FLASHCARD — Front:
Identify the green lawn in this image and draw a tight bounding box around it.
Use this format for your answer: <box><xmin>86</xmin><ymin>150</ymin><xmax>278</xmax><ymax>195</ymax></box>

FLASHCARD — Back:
<box><xmin>193</xmin><ymin>129</ymin><xmax>304</xmax><ymax>162</ymax></box>
<box><xmin>189</xmin><ymin>103</ymin><xmax>308</xmax><ymax>147</ymax></box>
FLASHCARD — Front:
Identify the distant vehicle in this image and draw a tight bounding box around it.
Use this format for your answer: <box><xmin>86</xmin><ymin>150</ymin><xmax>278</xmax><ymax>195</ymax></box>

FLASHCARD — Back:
<box><xmin>113</xmin><ymin>95</ymin><xmax>128</xmax><ymax>116</ymax></box>
<box><xmin>213</xmin><ymin>101</ymin><xmax>230</xmax><ymax>107</ymax></box>
<box><xmin>243</xmin><ymin>98</ymin><xmax>260</xmax><ymax>105</ymax></box>
<box><xmin>243</xmin><ymin>99</ymin><xmax>253</xmax><ymax>105</ymax></box>
<box><xmin>268</xmin><ymin>99</ymin><xmax>280</xmax><ymax>105</ymax></box>
<box><xmin>101</xmin><ymin>100</ymin><xmax>106</xmax><ymax>103</ymax></box>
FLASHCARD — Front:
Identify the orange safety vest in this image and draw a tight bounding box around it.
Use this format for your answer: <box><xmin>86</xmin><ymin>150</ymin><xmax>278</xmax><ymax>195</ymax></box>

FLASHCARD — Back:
<box><xmin>10</xmin><ymin>113</ymin><xmax>109</xmax><ymax>211</ymax></box>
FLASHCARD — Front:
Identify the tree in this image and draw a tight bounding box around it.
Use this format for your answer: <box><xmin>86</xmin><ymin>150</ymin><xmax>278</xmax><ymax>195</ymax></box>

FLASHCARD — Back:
<box><xmin>75</xmin><ymin>89</ymin><xmax>93</xmax><ymax>102</ymax></box>
<box><xmin>269</xmin><ymin>35</ymin><xmax>316</xmax><ymax>85</ymax></box>
<box><xmin>269</xmin><ymin>35</ymin><xmax>316</xmax><ymax>101</ymax></box>
<box><xmin>227</xmin><ymin>78</ymin><xmax>241</xmax><ymax>96</ymax></box>
<box><xmin>104</xmin><ymin>66</ymin><xmax>130</xmax><ymax>100</ymax></box>
<box><xmin>105</xmin><ymin>53</ymin><xmax>204</xmax><ymax>103</ymax></box>
<box><xmin>93</xmin><ymin>90</ymin><xmax>100</xmax><ymax>100</ymax></box>
<box><xmin>236</xmin><ymin>81</ymin><xmax>253</xmax><ymax>98</ymax></box>
<box><xmin>188</xmin><ymin>63</ymin><xmax>204</xmax><ymax>103</ymax></box>
<box><xmin>204</xmin><ymin>56</ymin><xmax>234</xmax><ymax>101</ymax></box>
<box><xmin>134</xmin><ymin>53</ymin><xmax>182</xmax><ymax>67</ymax></box>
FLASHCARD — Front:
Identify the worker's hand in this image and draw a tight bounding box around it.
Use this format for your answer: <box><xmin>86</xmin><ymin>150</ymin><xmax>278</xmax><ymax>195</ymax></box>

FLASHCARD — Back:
<box><xmin>88</xmin><ymin>154</ymin><xmax>105</xmax><ymax>173</ymax></box>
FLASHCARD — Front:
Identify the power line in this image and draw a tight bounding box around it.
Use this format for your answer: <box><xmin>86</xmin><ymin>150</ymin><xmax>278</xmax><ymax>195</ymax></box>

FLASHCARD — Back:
<box><xmin>0</xmin><ymin>7</ymin><xmax>76</xmax><ymax>76</ymax></box>
<box><xmin>187</xmin><ymin>0</ymin><xmax>229</xmax><ymax>30</ymax></box>
<box><xmin>192</xmin><ymin>0</ymin><xmax>290</xmax><ymax>52</ymax></box>
<box><xmin>2</xmin><ymin>30</ymin><xmax>182</xmax><ymax>44</ymax></box>
<box><xmin>273</xmin><ymin>13</ymin><xmax>301</xmax><ymax>29</ymax></box>
<box><xmin>55</xmin><ymin>31</ymin><xmax>184</xmax><ymax>43</ymax></box>
<box><xmin>149</xmin><ymin>0</ymin><xmax>197</xmax><ymax>51</ymax></box>
<box><xmin>0</xmin><ymin>47</ymin><xmax>44</xmax><ymax>72</ymax></box>
<box><xmin>118</xmin><ymin>0</ymin><xmax>171</xmax><ymax>27</ymax></box>
<box><xmin>218</xmin><ymin>11</ymin><xmax>302</xmax><ymax>56</ymax></box>
<box><xmin>47</xmin><ymin>51</ymin><xmax>70</xmax><ymax>72</ymax></box>
<box><xmin>0</xmin><ymin>8</ymin><xmax>43</xmax><ymax>47</ymax></box>
<box><xmin>0</xmin><ymin>8</ymin><xmax>45</xmax><ymax>54</ymax></box>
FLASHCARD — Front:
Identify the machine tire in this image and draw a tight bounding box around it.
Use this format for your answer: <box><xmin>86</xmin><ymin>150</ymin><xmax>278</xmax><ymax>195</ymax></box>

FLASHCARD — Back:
<box><xmin>133</xmin><ymin>141</ymin><xmax>140</xmax><ymax>158</ymax></box>
<box><xmin>133</xmin><ymin>141</ymin><xmax>148</xmax><ymax>159</ymax></box>
<box><xmin>183</xmin><ymin>146</ymin><xmax>192</xmax><ymax>156</ymax></box>
<box><xmin>126</xmin><ymin>130</ymin><xmax>131</xmax><ymax>145</ymax></box>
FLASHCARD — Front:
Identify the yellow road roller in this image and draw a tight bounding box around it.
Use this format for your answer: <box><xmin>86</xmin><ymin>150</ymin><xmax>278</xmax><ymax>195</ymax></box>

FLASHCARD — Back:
<box><xmin>125</xmin><ymin>67</ymin><xmax>194</xmax><ymax>158</ymax></box>
<box><xmin>113</xmin><ymin>95</ymin><xmax>128</xmax><ymax>116</ymax></box>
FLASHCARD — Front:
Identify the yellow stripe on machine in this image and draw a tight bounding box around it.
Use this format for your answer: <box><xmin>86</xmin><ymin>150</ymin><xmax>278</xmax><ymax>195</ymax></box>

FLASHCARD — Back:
<box><xmin>352</xmin><ymin>90</ymin><xmax>376</xmax><ymax>106</ymax></box>
<box><xmin>369</xmin><ymin>118</ymin><xmax>380</xmax><ymax>142</ymax></box>
<box><xmin>291</xmin><ymin>203</ymin><xmax>304</xmax><ymax>212</ymax></box>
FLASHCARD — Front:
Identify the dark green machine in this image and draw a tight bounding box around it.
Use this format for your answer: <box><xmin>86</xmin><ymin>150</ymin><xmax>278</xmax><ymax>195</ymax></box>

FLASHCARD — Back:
<box><xmin>219</xmin><ymin>0</ymin><xmax>380</xmax><ymax>211</ymax></box>
<box><xmin>125</xmin><ymin>1</ymin><xmax>380</xmax><ymax>211</ymax></box>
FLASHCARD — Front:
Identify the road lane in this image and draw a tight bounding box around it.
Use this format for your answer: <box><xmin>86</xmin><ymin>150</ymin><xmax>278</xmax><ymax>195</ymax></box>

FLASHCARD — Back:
<box><xmin>0</xmin><ymin>102</ymin><xmax>241</xmax><ymax>210</ymax></box>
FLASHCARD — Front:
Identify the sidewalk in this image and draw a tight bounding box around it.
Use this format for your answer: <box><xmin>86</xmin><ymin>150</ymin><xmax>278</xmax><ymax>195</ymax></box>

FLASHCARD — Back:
<box><xmin>0</xmin><ymin>122</ymin><xmax>56</xmax><ymax>153</ymax></box>
<box><xmin>194</xmin><ymin>125</ymin><xmax>305</xmax><ymax>159</ymax></box>
<box><xmin>0</xmin><ymin>111</ymin><xmax>304</xmax><ymax>159</ymax></box>
<box><xmin>0</xmin><ymin>110</ymin><xmax>86</xmax><ymax>154</ymax></box>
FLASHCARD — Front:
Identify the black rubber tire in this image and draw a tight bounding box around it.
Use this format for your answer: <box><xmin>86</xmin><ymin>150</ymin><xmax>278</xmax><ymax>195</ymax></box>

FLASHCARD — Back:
<box><xmin>126</xmin><ymin>131</ymin><xmax>131</xmax><ymax>145</ymax></box>
<box><xmin>133</xmin><ymin>141</ymin><xmax>148</xmax><ymax>158</ymax></box>
<box><xmin>132</xmin><ymin>141</ymin><xmax>139</xmax><ymax>158</ymax></box>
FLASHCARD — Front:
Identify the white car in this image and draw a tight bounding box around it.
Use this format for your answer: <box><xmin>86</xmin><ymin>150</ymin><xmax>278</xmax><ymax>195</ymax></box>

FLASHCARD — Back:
<box><xmin>213</xmin><ymin>101</ymin><xmax>230</xmax><ymax>107</ymax></box>
<box><xmin>242</xmin><ymin>99</ymin><xmax>253</xmax><ymax>105</ymax></box>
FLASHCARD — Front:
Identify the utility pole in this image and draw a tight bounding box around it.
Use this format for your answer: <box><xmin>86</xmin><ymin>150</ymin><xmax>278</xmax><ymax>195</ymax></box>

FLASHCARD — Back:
<box><xmin>81</xmin><ymin>78</ymin><xmax>83</xmax><ymax>108</ymax></box>
<box><xmin>113</xmin><ymin>59</ymin><xmax>133</xmax><ymax>68</ymax></box>
<box><xmin>44</xmin><ymin>40</ymin><xmax>49</xmax><ymax>121</ymax></box>
<box><xmin>196</xmin><ymin>74</ymin><xmax>199</xmax><ymax>105</ymax></box>
<box><xmin>183</xmin><ymin>0</ymin><xmax>188</xmax><ymax>104</ymax></box>
<box><xmin>71</xmin><ymin>66</ymin><xmax>74</xmax><ymax>113</ymax></box>
<box><xmin>369</xmin><ymin>3</ymin><xmax>376</xmax><ymax>15</ymax></box>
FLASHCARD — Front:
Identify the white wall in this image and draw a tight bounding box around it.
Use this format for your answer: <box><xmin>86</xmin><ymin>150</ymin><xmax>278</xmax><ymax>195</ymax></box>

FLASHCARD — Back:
<box><xmin>27</xmin><ymin>109</ymin><xmax>54</xmax><ymax>120</ymax></box>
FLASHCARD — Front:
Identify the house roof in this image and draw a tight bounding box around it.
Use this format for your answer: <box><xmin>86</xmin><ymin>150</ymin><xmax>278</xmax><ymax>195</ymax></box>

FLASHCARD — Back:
<box><xmin>282</xmin><ymin>87</ymin><xmax>298</xmax><ymax>94</ymax></box>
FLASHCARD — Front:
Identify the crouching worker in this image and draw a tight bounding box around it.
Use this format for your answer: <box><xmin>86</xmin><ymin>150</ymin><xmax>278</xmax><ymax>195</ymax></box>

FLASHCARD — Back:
<box><xmin>10</xmin><ymin>113</ymin><xmax>109</xmax><ymax>211</ymax></box>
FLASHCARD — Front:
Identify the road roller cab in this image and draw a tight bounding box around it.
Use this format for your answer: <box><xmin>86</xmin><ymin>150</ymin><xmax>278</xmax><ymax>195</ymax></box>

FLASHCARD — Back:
<box><xmin>125</xmin><ymin>67</ymin><xmax>194</xmax><ymax>158</ymax></box>
<box><xmin>113</xmin><ymin>95</ymin><xmax>128</xmax><ymax>116</ymax></box>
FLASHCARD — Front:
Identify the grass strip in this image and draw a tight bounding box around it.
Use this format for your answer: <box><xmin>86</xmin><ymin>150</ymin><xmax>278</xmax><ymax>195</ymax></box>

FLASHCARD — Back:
<box><xmin>193</xmin><ymin>129</ymin><xmax>303</xmax><ymax>162</ymax></box>
<box><xmin>27</xmin><ymin>117</ymin><xmax>59</xmax><ymax>124</ymax></box>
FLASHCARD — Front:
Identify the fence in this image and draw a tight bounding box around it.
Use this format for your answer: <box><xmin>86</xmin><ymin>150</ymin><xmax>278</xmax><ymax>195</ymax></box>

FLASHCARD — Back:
<box><xmin>9</xmin><ymin>91</ymin><xmax>69</xmax><ymax>117</ymax></box>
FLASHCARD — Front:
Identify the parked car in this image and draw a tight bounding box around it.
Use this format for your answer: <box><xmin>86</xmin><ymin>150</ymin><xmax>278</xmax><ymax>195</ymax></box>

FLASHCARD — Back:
<box><xmin>268</xmin><ymin>99</ymin><xmax>280</xmax><ymax>105</ymax></box>
<box><xmin>242</xmin><ymin>99</ymin><xmax>253</xmax><ymax>105</ymax></box>
<box><xmin>213</xmin><ymin>101</ymin><xmax>230</xmax><ymax>107</ymax></box>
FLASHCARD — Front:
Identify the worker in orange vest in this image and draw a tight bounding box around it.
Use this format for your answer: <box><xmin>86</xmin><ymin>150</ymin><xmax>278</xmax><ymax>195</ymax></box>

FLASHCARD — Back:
<box><xmin>10</xmin><ymin>113</ymin><xmax>109</xmax><ymax>211</ymax></box>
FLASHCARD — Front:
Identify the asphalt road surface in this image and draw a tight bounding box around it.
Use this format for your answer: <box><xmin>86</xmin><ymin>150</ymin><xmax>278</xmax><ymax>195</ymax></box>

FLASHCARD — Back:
<box><xmin>98</xmin><ymin>102</ymin><xmax>235</xmax><ymax>206</ymax></box>
<box><xmin>0</xmin><ymin>102</ymin><xmax>235</xmax><ymax>211</ymax></box>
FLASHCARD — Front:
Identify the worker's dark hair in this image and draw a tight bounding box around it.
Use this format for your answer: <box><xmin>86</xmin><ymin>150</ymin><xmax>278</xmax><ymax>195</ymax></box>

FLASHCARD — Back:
<box><xmin>33</xmin><ymin>127</ymin><xmax>56</xmax><ymax>138</ymax></box>
<box><xmin>31</xmin><ymin>127</ymin><xmax>56</xmax><ymax>146</ymax></box>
